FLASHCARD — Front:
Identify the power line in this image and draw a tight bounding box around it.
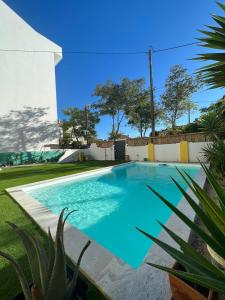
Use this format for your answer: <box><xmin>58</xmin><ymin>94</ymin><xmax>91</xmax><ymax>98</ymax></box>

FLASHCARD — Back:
<box><xmin>1</xmin><ymin>44</ymin><xmax>213</xmax><ymax>98</ymax></box>
<box><xmin>153</xmin><ymin>42</ymin><xmax>199</xmax><ymax>53</ymax></box>
<box><xmin>63</xmin><ymin>50</ymin><xmax>147</xmax><ymax>55</ymax></box>
<box><xmin>194</xmin><ymin>100</ymin><xmax>218</xmax><ymax>103</ymax></box>
<box><xmin>0</xmin><ymin>48</ymin><xmax>147</xmax><ymax>55</ymax></box>
<box><xmin>0</xmin><ymin>42</ymin><xmax>198</xmax><ymax>55</ymax></box>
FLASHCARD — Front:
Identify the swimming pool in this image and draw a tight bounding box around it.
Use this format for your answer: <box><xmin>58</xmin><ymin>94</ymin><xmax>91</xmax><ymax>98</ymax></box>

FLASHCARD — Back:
<box><xmin>25</xmin><ymin>162</ymin><xmax>200</xmax><ymax>269</ymax></box>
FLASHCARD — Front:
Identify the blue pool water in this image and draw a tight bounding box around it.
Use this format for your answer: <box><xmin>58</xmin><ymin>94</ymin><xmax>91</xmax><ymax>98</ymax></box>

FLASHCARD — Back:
<box><xmin>28</xmin><ymin>163</ymin><xmax>200</xmax><ymax>269</ymax></box>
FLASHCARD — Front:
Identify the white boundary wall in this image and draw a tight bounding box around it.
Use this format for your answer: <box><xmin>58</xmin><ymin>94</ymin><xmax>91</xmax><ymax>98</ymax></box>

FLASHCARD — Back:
<box><xmin>188</xmin><ymin>142</ymin><xmax>212</xmax><ymax>163</ymax></box>
<box><xmin>58</xmin><ymin>150</ymin><xmax>80</xmax><ymax>163</ymax></box>
<box><xmin>85</xmin><ymin>143</ymin><xmax>114</xmax><ymax>161</ymax></box>
<box><xmin>125</xmin><ymin>145</ymin><xmax>148</xmax><ymax>161</ymax></box>
<box><xmin>154</xmin><ymin>143</ymin><xmax>180</xmax><ymax>162</ymax></box>
<box><xmin>58</xmin><ymin>143</ymin><xmax>114</xmax><ymax>163</ymax></box>
<box><xmin>58</xmin><ymin>141</ymin><xmax>211</xmax><ymax>163</ymax></box>
<box><xmin>125</xmin><ymin>141</ymin><xmax>210</xmax><ymax>163</ymax></box>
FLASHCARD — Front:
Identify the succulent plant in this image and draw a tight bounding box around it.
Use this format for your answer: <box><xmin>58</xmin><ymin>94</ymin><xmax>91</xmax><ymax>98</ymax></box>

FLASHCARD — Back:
<box><xmin>0</xmin><ymin>208</ymin><xmax>91</xmax><ymax>300</ymax></box>
<box><xmin>137</xmin><ymin>163</ymin><xmax>225</xmax><ymax>294</ymax></box>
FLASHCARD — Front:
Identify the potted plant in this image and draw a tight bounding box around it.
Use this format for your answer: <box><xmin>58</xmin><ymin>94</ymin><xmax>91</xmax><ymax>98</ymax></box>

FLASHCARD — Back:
<box><xmin>0</xmin><ymin>208</ymin><xmax>90</xmax><ymax>300</ymax></box>
<box><xmin>169</xmin><ymin>262</ymin><xmax>216</xmax><ymax>300</ymax></box>
<box><xmin>137</xmin><ymin>163</ymin><xmax>225</xmax><ymax>299</ymax></box>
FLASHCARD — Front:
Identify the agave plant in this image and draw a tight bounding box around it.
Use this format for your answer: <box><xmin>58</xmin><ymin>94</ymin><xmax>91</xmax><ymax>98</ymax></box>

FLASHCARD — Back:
<box><xmin>196</xmin><ymin>2</ymin><xmax>225</xmax><ymax>89</ymax></box>
<box><xmin>137</xmin><ymin>163</ymin><xmax>225</xmax><ymax>295</ymax></box>
<box><xmin>0</xmin><ymin>208</ymin><xmax>91</xmax><ymax>300</ymax></box>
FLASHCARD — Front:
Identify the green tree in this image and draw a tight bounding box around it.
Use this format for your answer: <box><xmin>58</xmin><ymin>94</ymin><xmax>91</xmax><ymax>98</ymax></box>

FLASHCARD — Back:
<box><xmin>126</xmin><ymin>90</ymin><xmax>161</xmax><ymax>137</ymax></box>
<box><xmin>200</xmin><ymin>111</ymin><xmax>225</xmax><ymax>141</ymax></box>
<box><xmin>63</xmin><ymin>107</ymin><xmax>99</xmax><ymax>144</ymax></box>
<box><xmin>199</xmin><ymin>97</ymin><xmax>225</xmax><ymax>140</ymax></box>
<box><xmin>202</xmin><ymin>140</ymin><xmax>225</xmax><ymax>176</ymax></box>
<box><xmin>201</xmin><ymin>97</ymin><xmax>225</xmax><ymax>119</ymax></box>
<box><xmin>199</xmin><ymin>97</ymin><xmax>225</xmax><ymax>176</ymax></box>
<box><xmin>93</xmin><ymin>78</ymin><xmax>145</xmax><ymax>139</ymax></box>
<box><xmin>59</xmin><ymin>121</ymin><xmax>72</xmax><ymax>146</ymax></box>
<box><xmin>161</xmin><ymin>65</ymin><xmax>201</xmax><ymax>130</ymax></box>
<box><xmin>196</xmin><ymin>2</ymin><xmax>225</xmax><ymax>89</ymax></box>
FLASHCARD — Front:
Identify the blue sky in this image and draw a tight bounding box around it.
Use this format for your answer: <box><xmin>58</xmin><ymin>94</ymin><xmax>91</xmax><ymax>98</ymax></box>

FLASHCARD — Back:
<box><xmin>4</xmin><ymin>0</ymin><xmax>225</xmax><ymax>139</ymax></box>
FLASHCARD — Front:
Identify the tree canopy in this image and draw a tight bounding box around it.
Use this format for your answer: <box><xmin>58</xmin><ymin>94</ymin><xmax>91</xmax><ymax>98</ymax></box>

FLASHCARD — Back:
<box><xmin>63</xmin><ymin>107</ymin><xmax>99</xmax><ymax>144</ymax></box>
<box><xmin>199</xmin><ymin>96</ymin><xmax>225</xmax><ymax>140</ymax></box>
<box><xmin>93</xmin><ymin>78</ymin><xmax>146</xmax><ymax>139</ymax></box>
<box><xmin>160</xmin><ymin>65</ymin><xmax>201</xmax><ymax>129</ymax></box>
<box><xmin>126</xmin><ymin>90</ymin><xmax>162</xmax><ymax>137</ymax></box>
<box><xmin>201</xmin><ymin>97</ymin><xmax>225</xmax><ymax>118</ymax></box>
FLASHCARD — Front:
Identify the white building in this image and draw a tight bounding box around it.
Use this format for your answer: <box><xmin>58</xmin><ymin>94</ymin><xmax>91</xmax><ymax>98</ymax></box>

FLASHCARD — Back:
<box><xmin>0</xmin><ymin>0</ymin><xmax>62</xmax><ymax>152</ymax></box>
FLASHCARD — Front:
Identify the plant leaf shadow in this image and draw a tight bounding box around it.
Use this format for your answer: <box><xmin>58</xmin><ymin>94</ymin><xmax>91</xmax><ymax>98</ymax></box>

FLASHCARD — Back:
<box><xmin>0</xmin><ymin>106</ymin><xmax>59</xmax><ymax>152</ymax></box>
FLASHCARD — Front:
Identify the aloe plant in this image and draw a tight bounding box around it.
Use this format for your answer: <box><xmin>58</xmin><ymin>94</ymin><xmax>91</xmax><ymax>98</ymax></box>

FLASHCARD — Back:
<box><xmin>137</xmin><ymin>163</ymin><xmax>225</xmax><ymax>294</ymax></box>
<box><xmin>0</xmin><ymin>208</ymin><xmax>91</xmax><ymax>300</ymax></box>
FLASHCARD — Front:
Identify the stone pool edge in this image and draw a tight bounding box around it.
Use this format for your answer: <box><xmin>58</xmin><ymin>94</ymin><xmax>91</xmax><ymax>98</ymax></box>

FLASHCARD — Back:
<box><xmin>6</xmin><ymin>162</ymin><xmax>206</xmax><ymax>300</ymax></box>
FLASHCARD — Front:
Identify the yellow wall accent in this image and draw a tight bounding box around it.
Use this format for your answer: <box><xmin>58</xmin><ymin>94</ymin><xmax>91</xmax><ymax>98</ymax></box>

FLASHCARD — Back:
<box><xmin>180</xmin><ymin>141</ymin><xmax>189</xmax><ymax>163</ymax></box>
<box><xmin>148</xmin><ymin>143</ymin><xmax>154</xmax><ymax>161</ymax></box>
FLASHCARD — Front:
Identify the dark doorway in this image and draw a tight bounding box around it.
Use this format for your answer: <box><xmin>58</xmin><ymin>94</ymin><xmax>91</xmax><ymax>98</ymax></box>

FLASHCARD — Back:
<box><xmin>114</xmin><ymin>140</ymin><xmax>125</xmax><ymax>160</ymax></box>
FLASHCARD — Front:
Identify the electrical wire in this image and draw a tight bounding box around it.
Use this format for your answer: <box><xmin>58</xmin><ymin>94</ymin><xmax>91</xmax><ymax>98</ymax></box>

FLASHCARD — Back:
<box><xmin>0</xmin><ymin>48</ymin><xmax>147</xmax><ymax>55</ymax></box>
<box><xmin>153</xmin><ymin>42</ymin><xmax>199</xmax><ymax>53</ymax></box>
<box><xmin>0</xmin><ymin>42</ymin><xmax>198</xmax><ymax>55</ymax></box>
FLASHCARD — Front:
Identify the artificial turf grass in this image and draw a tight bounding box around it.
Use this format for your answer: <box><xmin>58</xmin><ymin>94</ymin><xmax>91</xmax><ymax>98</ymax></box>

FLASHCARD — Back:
<box><xmin>0</xmin><ymin>161</ymin><xmax>123</xmax><ymax>300</ymax></box>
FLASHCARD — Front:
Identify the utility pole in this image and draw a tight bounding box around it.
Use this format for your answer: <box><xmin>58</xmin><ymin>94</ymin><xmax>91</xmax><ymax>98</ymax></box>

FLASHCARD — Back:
<box><xmin>187</xmin><ymin>98</ymin><xmax>193</xmax><ymax>124</ymax></box>
<box><xmin>84</xmin><ymin>104</ymin><xmax>89</xmax><ymax>145</ymax></box>
<box><xmin>148</xmin><ymin>48</ymin><xmax>155</xmax><ymax>136</ymax></box>
<box><xmin>188</xmin><ymin>105</ymin><xmax>191</xmax><ymax>125</ymax></box>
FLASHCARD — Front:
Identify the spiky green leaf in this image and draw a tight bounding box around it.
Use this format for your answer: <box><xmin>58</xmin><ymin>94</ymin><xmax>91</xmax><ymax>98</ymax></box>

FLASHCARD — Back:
<box><xmin>147</xmin><ymin>263</ymin><xmax>225</xmax><ymax>294</ymax></box>
<box><xmin>47</xmin><ymin>228</ymin><xmax>55</xmax><ymax>281</ymax></box>
<box><xmin>0</xmin><ymin>251</ymin><xmax>32</xmax><ymax>300</ymax></box>
<box><xmin>146</xmin><ymin>184</ymin><xmax>225</xmax><ymax>258</ymax></box>
<box><xmin>65</xmin><ymin>240</ymin><xmax>91</xmax><ymax>299</ymax></box>
<box><xmin>30</xmin><ymin>235</ymin><xmax>48</xmax><ymax>295</ymax></box>
<box><xmin>47</xmin><ymin>209</ymin><xmax>67</xmax><ymax>299</ymax></box>
<box><xmin>6</xmin><ymin>222</ymin><xmax>42</xmax><ymax>290</ymax></box>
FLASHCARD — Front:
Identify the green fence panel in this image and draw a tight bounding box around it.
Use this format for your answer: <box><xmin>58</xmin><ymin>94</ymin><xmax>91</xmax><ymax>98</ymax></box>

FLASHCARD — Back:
<box><xmin>0</xmin><ymin>150</ymin><xmax>64</xmax><ymax>166</ymax></box>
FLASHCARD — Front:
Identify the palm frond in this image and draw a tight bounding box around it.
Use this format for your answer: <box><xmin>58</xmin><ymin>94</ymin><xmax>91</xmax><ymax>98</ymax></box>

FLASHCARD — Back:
<box><xmin>195</xmin><ymin>3</ymin><xmax>225</xmax><ymax>88</ymax></box>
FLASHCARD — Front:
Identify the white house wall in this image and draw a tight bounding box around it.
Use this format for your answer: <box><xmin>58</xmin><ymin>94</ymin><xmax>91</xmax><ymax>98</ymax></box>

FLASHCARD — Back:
<box><xmin>0</xmin><ymin>0</ymin><xmax>62</xmax><ymax>152</ymax></box>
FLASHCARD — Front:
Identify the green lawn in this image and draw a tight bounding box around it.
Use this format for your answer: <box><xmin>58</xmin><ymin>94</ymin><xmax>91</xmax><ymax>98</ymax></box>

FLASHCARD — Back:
<box><xmin>0</xmin><ymin>161</ymin><xmax>123</xmax><ymax>300</ymax></box>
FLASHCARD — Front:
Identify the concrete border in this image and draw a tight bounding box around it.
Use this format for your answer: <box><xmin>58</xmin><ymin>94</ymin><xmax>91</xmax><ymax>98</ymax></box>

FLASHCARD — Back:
<box><xmin>6</xmin><ymin>162</ymin><xmax>206</xmax><ymax>300</ymax></box>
